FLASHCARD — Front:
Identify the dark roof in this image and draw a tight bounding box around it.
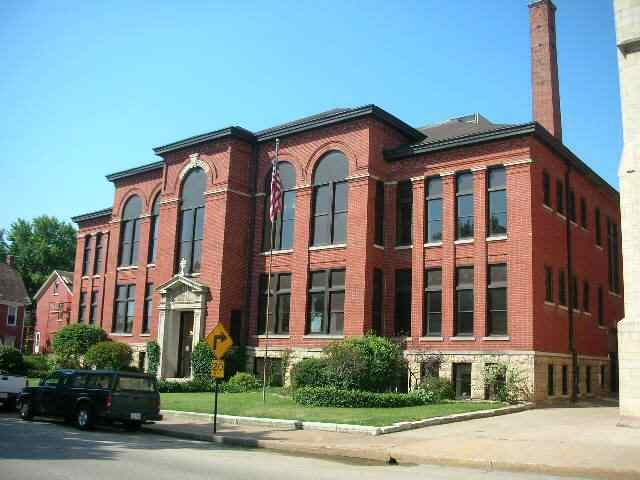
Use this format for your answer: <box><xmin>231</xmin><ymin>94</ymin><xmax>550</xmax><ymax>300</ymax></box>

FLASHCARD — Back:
<box><xmin>415</xmin><ymin>114</ymin><xmax>516</xmax><ymax>145</ymax></box>
<box><xmin>58</xmin><ymin>270</ymin><xmax>73</xmax><ymax>287</ymax></box>
<box><xmin>33</xmin><ymin>270</ymin><xmax>74</xmax><ymax>301</ymax></box>
<box><xmin>71</xmin><ymin>208</ymin><xmax>112</xmax><ymax>224</ymax></box>
<box><xmin>106</xmin><ymin>160</ymin><xmax>164</xmax><ymax>183</ymax></box>
<box><xmin>0</xmin><ymin>263</ymin><xmax>30</xmax><ymax>305</ymax></box>
<box><xmin>152</xmin><ymin>127</ymin><xmax>256</xmax><ymax>155</ymax></box>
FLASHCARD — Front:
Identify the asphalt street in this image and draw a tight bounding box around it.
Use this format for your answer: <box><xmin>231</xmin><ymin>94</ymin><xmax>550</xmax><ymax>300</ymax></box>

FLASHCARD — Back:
<box><xmin>0</xmin><ymin>413</ymin><xmax>588</xmax><ymax>480</ymax></box>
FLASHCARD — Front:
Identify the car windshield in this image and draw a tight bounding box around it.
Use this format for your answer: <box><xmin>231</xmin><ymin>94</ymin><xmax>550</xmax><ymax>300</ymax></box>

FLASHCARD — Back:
<box><xmin>116</xmin><ymin>376</ymin><xmax>156</xmax><ymax>392</ymax></box>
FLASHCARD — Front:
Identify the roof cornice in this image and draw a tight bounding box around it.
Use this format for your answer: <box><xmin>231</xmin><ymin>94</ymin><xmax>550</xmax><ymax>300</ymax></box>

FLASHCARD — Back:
<box><xmin>106</xmin><ymin>160</ymin><xmax>165</xmax><ymax>182</ymax></box>
<box><xmin>153</xmin><ymin>127</ymin><xmax>256</xmax><ymax>155</ymax></box>
<box><xmin>71</xmin><ymin>208</ymin><xmax>112</xmax><ymax>224</ymax></box>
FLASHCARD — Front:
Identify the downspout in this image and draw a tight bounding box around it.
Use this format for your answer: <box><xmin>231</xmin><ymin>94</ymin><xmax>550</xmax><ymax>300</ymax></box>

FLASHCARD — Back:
<box><xmin>564</xmin><ymin>163</ymin><xmax>578</xmax><ymax>402</ymax></box>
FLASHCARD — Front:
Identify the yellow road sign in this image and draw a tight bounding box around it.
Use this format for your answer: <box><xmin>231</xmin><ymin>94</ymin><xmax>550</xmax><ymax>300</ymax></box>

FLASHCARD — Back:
<box><xmin>211</xmin><ymin>360</ymin><xmax>225</xmax><ymax>379</ymax></box>
<box><xmin>206</xmin><ymin>323</ymin><xmax>234</xmax><ymax>359</ymax></box>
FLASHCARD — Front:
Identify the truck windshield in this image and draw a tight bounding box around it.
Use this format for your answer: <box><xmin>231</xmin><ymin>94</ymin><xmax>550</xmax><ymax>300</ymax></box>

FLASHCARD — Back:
<box><xmin>116</xmin><ymin>376</ymin><xmax>156</xmax><ymax>392</ymax></box>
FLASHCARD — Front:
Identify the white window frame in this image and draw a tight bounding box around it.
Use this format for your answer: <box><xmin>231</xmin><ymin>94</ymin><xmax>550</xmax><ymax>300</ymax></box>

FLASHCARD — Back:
<box><xmin>34</xmin><ymin>331</ymin><xmax>41</xmax><ymax>353</ymax></box>
<box><xmin>7</xmin><ymin>306</ymin><xmax>17</xmax><ymax>326</ymax></box>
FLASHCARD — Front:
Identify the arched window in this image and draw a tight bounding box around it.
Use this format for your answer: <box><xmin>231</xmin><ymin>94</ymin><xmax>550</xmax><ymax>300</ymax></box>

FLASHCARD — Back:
<box><xmin>312</xmin><ymin>151</ymin><xmax>349</xmax><ymax>246</ymax></box>
<box><xmin>178</xmin><ymin>167</ymin><xmax>206</xmax><ymax>274</ymax></box>
<box><xmin>119</xmin><ymin>195</ymin><xmax>142</xmax><ymax>266</ymax></box>
<box><xmin>148</xmin><ymin>195</ymin><xmax>160</xmax><ymax>263</ymax></box>
<box><xmin>262</xmin><ymin>162</ymin><xmax>296</xmax><ymax>251</ymax></box>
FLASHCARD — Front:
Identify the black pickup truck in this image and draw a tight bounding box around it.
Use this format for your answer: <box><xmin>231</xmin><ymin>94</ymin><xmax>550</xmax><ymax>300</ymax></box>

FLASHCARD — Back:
<box><xmin>18</xmin><ymin>369</ymin><xmax>162</xmax><ymax>430</ymax></box>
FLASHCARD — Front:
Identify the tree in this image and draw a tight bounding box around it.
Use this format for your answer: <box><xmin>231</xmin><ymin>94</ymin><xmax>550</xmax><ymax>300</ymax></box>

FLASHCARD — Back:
<box><xmin>191</xmin><ymin>341</ymin><xmax>214</xmax><ymax>383</ymax></box>
<box><xmin>53</xmin><ymin>324</ymin><xmax>107</xmax><ymax>364</ymax></box>
<box><xmin>4</xmin><ymin>216</ymin><xmax>76</xmax><ymax>297</ymax></box>
<box><xmin>84</xmin><ymin>341</ymin><xmax>133</xmax><ymax>370</ymax></box>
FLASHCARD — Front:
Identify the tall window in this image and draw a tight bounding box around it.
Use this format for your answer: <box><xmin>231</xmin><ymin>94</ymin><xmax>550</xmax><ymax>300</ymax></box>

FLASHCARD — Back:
<box><xmin>556</xmin><ymin>180</ymin><xmax>564</xmax><ymax>214</ymax></box>
<box><xmin>595</xmin><ymin>208</ymin><xmax>602</xmax><ymax>246</ymax></box>
<box><xmin>263</xmin><ymin>162</ymin><xmax>296</xmax><ymax>251</ymax></box>
<box><xmin>258</xmin><ymin>273</ymin><xmax>291</xmax><ymax>334</ymax></box>
<box><xmin>583</xmin><ymin>281</ymin><xmax>590</xmax><ymax>313</ymax></box>
<box><xmin>312</xmin><ymin>151</ymin><xmax>348</xmax><ymax>246</ymax></box>
<box><xmin>558</xmin><ymin>270</ymin><xmax>567</xmax><ymax>306</ymax></box>
<box><xmin>143</xmin><ymin>283</ymin><xmax>154</xmax><ymax>334</ymax></box>
<box><xmin>178</xmin><ymin>168</ymin><xmax>206</xmax><ymax>274</ymax></box>
<box><xmin>568</xmin><ymin>189</ymin><xmax>576</xmax><ymax>222</ymax></box>
<box><xmin>93</xmin><ymin>233</ymin><xmax>105</xmax><ymax>274</ymax></box>
<box><xmin>6</xmin><ymin>306</ymin><xmax>17</xmax><ymax>326</ymax></box>
<box><xmin>78</xmin><ymin>292</ymin><xmax>88</xmax><ymax>323</ymax></box>
<box><xmin>424</xmin><ymin>268</ymin><xmax>442</xmax><ymax>336</ymax></box>
<box><xmin>426</xmin><ymin>177</ymin><xmax>443</xmax><ymax>243</ymax></box>
<box><xmin>394</xmin><ymin>269</ymin><xmax>412</xmax><ymax>336</ymax></box>
<box><xmin>456</xmin><ymin>172</ymin><xmax>474</xmax><ymax>239</ymax></box>
<box><xmin>89</xmin><ymin>290</ymin><xmax>99</xmax><ymax>325</ymax></box>
<box><xmin>545</xmin><ymin>266</ymin><xmax>554</xmax><ymax>302</ymax></box>
<box><xmin>607</xmin><ymin>218</ymin><xmax>621</xmax><ymax>293</ymax></box>
<box><xmin>597</xmin><ymin>286</ymin><xmax>604</xmax><ymax>326</ymax></box>
<box><xmin>82</xmin><ymin>235</ymin><xmax>92</xmax><ymax>275</ymax></box>
<box><xmin>114</xmin><ymin>285</ymin><xmax>136</xmax><ymax>333</ymax></box>
<box><xmin>119</xmin><ymin>195</ymin><xmax>142</xmax><ymax>267</ymax></box>
<box><xmin>308</xmin><ymin>269</ymin><xmax>345</xmax><ymax>335</ymax></box>
<box><xmin>148</xmin><ymin>195</ymin><xmax>160</xmax><ymax>263</ymax></box>
<box><xmin>396</xmin><ymin>180</ymin><xmax>412</xmax><ymax>246</ymax></box>
<box><xmin>543</xmin><ymin>171</ymin><xmax>551</xmax><ymax>207</ymax></box>
<box><xmin>455</xmin><ymin>266</ymin><xmax>474</xmax><ymax>336</ymax></box>
<box><xmin>488</xmin><ymin>264</ymin><xmax>507</xmax><ymax>336</ymax></box>
<box><xmin>374</xmin><ymin>181</ymin><xmax>385</xmax><ymax>246</ymax></box>
<box><xmin>580</xmin><ymin>197</ymin><xmax>587</xmax><ymax>228</ymax></box>
<box><xmin>372</xmin><ymin>269</ymin><xmax>384</xmax><ymax>335</ymax></box>
<box><xmin>488</xmin><ymin>167</ymin><xmax>507</xmax><ymax>236</ymax></box>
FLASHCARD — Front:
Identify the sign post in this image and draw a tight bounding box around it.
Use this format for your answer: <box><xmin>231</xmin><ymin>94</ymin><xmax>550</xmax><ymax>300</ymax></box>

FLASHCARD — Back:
<box><xmin>206</xmin><ymin>324</ymin><xmax>233</xmax><ymax>435</ymax></box>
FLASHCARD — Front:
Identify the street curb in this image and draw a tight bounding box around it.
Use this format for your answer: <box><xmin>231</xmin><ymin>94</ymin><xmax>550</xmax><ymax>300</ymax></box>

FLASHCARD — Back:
<box><xmin>143</xmin><ymin>425</ymin><xmax>640</xmax><ymax>480</ymax></box>
<box><xmin>160</xmin><ymin>402</ymin><xmax>534</xmax><ymax>435</ymax></box>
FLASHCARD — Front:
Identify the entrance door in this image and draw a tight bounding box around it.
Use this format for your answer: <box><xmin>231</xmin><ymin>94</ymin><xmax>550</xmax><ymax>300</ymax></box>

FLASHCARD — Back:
<box><xmin>177</xmin><ymin>311</ymin><xmax>194</xmax><ymax>378</ymax></box>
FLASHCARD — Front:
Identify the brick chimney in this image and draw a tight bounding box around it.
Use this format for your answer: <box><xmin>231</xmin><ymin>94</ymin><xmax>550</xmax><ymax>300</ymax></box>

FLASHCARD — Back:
<box><xmin>529</xmin><ymin>0</ymin><xmax>562</xmax><ymax>141</ymax></box>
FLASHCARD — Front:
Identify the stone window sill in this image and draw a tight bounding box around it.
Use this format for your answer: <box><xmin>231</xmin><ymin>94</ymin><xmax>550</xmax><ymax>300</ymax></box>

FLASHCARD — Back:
<box><xmin>394</xmin><ymin>245</ymin><xmax>412</xmax><ymax>250</ymax></box>
<box><xmin>111</xmin><ymin>333</ymin><xmax>133</xmax><ymax>337</ymax></box>
<box><xmin>544</xmin><ymin>301</ymin><xmax>556</xmax><ymax>307</ymax></box>
<box><xmin>450</xmin><ymin>336</ymin><xmax>475</xmax><ymax>341</ymax></box>
<box><xmin>597</xmin><ymin>325</ymin><xmax>608</xmax><ymax>330</ymax></box>
<box><xmin>454</xmin><ymin>238</ymin><xmax>473</xmax><ymax>245</ymax></box>
<box><xmin>595</xmin><ymin>244</ymin><xmax>603</xmax><ymax>251</ymax></box>
<box><xmin>373</xmin><ymin>244</ymin><xmax>385</xmax><ymax>250</ymax></box>
<box><xmin>255</xmin><ymin>334</ymin><xmax>290</xmax><ymax>339</ymax></box>
<box><xmin>583</xmin><ymin>311</ymin><xmax>592</xmax><ymax>316</ymax></box>
<box><xmin>558</xmin><ymin>305</ymin><xmax>569</xmax><ymax>311</ymax></box>
<box><xmin>147</xmin><ymin>264</ymin><xmax>156</xmax><ymax>268</ymax></box>
<box><xmin>81</xmin><ymin>276</ymin><xmax>90</xmax><ymax>280</ymax></box>
<box><xmin>309</xmin><ymin>244</ymin><xmax>346</xmax><ymax>252</ymax></box>
<box><xmin>92</xmin><ymin>275</ymin><xmax>101</xmax><ymax>278</ymax></box>
<box><xmin>303</xmin><ymin>334</ymin><xmax>344</xmax><ymax>339</ymax></box>
<box><xmin>424</xmin><ymin>242</ymin><xmax>443</xmax><ymax>248</ymax></box>
<box><xmin>556</xmin><ymin>213</ymin><xmax>566</xmax><ymax>220</ymax></box>
<box><xmin>117</xmin><ymin>266</ymin><xmax>138</xmax><ymax>271</ymax></box>
<box><xmin>483</xmin><ymin>336</ymin><xmax>510</xmax><ymax>341</ymax></box>
<box><xmin>542</xmin><ymin>203</ymin><xmax>553</xmax><ymax>212</ymax></box>
<box><xmin>487</xmin><ymin>235</ymin><xmax>508</xmax><ymax>242</ymax></box>
<box><xmin>419</xmin><ymin>336</ymin><xmax>443</xmax><ymax>342</ymax></box>
<box><xmin>608</xmin><ymin>291</ymin><xmax>622</xmax><ymax>298</ymax></box>
<box><xmin>260</xmin><ymin>249</ymin><xmax>293</xmax><ymax>256</ymax></box>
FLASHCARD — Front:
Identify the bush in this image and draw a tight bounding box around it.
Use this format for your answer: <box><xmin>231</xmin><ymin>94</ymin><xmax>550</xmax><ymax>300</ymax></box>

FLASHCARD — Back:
<box><xmin>157</xmin><ymin>379</ymin><xmax>213</xmax><ymax>393</ymax></box>
<box><xmin>83</xmin><ymin>341</ymin><xmax>133</xmax><ymax>370</ymax></box>
<box><xmin>291</xmin><ymin>357</ymin><xmax>328</xmax><ymax>389</ymax></box>
<box><xmin>345</xmin><ymin>335</ymin><xmax>404</xmax><ymax>392</ymax></box>
<box><xmin>323</xmin><ymin>342</ymin><xmax>369</xmax><ymax>390</ymax></box>
<box><xmin>53</xmin><ymin>324</ymin><xmax>107</xmax><ymax>363</ymax></box>
<box><xmin>23</xmin><ymin>354</ymin><xmax>50</xmax><ymax>378</ymax></box>
<box><xmin>418</xmin><ymin>376</ymin><xmax>455</xmax><ymax>402</ymax></box>
<box><xmin>0</xmin><ymin>346</ymin><xmax>25</xmax><ymax>375</ymax></box>
<box><xmin>293</xmin><ymin>385</ymin><xmax>432</xmax><ymax>408</ymax></box>
<box><xmin>147</xmin><ymin>341</ymin><xmax>160</xmax><ymax>376</ymax></box>
<box><xmin>483</xmin><ymin>362</ymin><xmax>531</xmax><ymax>403</ymax></box>
<box><xmin>225</xmin><ymin>372</ymin><xmax>261</xmax><ymax>393</ymax></box>
<box><xmin>191</xmin><ymin>341</ymin><xmax>214</xmax><ymax>383</ymax></box>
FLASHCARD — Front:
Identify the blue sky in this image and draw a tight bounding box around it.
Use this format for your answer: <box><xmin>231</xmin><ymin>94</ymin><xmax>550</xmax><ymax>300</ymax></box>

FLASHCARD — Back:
<box><xmin>0</xmin><ymin>0</ymin><xmax>622</xmax><ymax>231</ymax></box>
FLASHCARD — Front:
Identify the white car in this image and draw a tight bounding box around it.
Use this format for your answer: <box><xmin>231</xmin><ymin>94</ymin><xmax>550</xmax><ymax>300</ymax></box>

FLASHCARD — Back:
<box><xmin>0</xmin><ymin>372</ymin><xmax>27</xmax><ymax>411</ymax></box>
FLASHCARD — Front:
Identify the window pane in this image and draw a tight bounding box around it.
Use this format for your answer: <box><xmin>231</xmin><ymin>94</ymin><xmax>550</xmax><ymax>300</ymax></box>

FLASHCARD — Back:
<box><xmin>334</xmin><ymin>181</ymin><xmax>348</xmax><ymax>212</ymax></box>
<box><xmin>314</xmin><ymin>185</ymin><xmax>331</xmax><ymax>214</ymax></box>
<box><xmin>457</xmin><ymin>267</ymin><xmax>474</xmax><ymax>286</ymax></box>
<box><xmin>279</xmin><ymin>273</ymin><xmax>291</xmax><ymax>290</ymax></box>
<box><xmin>277</xmin><ymin>293</ymin><xmax>291</xmax><ymax>333</ymax></box>
<box><xmin>181</xmin><ymin>168</ymin><xmax>207</xmax><ymax>209</ymax></box>
<box><xmin>194</xmin><ymin>207</ymin><xmax>205</xmax><ymax>240</ymax></box>
<box><xmin>122</xmin><ymin>196</ymin><xmax>142</xmax><ymax>220</ymax></box>
<box><xmin>488</xmin><ymin>168</ymin><xmax>506</xmax><ymax>188</ymax></box>
<box><xmin>309</xmin><ymin>292</ymin><xmax>325</xmax><ymax>333</ymax></box>
<box><xmin>310</xmin><ymin>271</ymin><xmax>326</xmax><ymax>288</ymax></box>
<box><xmin>427</xmin><ymin>177</ymin><xmax>442</xmax><ymax>197</ymax></box>
<box><xmin>332</xmin><ymin>212</ymin><xmax>347</xmax><ymax>244</ymax></box>
<box><xmin>489</xmin><ymin>264</ymin><xmax>507</xmax><ymax>284</ymax></box>
<box><xmin>181</xmin><ymin>210</ymin><xmax>194</xmax><ymax>242</ymax></box>
<box><xmin>458</xmin><ymin>289</ymin><xmax>474</xmax><ymax>311</ymax></box>
<box><xmin>313</xmin><ymin>215</ymin><xmax>330</xmax><ymax>245</ymax></box>
<box><xmin>427</xmin><ymin>198</ymin><xmax>442</xmax><ymax>221</ymax></box>
<box><xmin>456</xmin><ymin>172</ymin><xmax>473</xmax><ymax>193</ymax></box>
<box><xmin>192</xmin><ymin>240</ymin><xmax>202</xmax><ymax>272</ymax></box>
<box><xmin>330</xmin><ymin>270</ymin><xmax>345</xmax><ymax>287</ymax></box>
<box><xmin>489</xmin><ymin>310</ymin><xmax>507</xmax><ymax>336</ymax></box>
<box><xmin>489</xmin><ymin>288</ymin><xmax>507</xmax><ymax>311</ymax></box>
<box><xmin>281</xmin><ymin>219</ymin><xmax>294</xmax><ymax>249</ymax></box>
<box><xmin>427</xmin><ymin>291</ymin><xmax>442</xmax><ymax>314</ymax></box>
<box><xmin>313</xmin><ymin>151</ymin><xmax>348</xmax><ymax>185</ymax></box>
<box><xmin>426</xmin><ymin>269</ymin><xmax>442</xmax><ymax>287</ymax></box>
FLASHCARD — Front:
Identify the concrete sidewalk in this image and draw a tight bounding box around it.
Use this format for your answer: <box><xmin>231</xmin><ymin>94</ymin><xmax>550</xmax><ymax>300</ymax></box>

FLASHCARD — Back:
<box><xmin>144</xmin><ymin>403</ymin><xmax>640</xmax><ymax>479</ymax></box>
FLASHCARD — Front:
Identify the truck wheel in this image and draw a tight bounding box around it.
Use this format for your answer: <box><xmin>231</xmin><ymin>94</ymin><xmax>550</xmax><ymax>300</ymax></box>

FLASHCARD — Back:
<box><xmin>125</xmin><ymin>421</ymin><xmax>142</xmax><ymax>432</ymax></box>
<box><xmin>19</xmin><ymin>400</ymin><xmax>34</xmax><ymax>421</ymax></box>
<box><xmin>75</xmin><ymin>405</ymin><xmax>94</xmax><ymax>430</ymax></box>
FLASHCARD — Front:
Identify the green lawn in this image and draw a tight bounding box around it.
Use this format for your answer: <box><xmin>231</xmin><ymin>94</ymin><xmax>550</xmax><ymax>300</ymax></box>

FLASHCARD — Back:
<box><xmin>160</xmin><ymin>389</ymin><xmax>505</xmax><ymax>426</ymax></box>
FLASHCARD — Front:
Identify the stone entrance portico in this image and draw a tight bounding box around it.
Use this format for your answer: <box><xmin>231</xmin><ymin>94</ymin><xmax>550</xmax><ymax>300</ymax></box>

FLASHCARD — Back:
<box><xmin>156</xmin><ymin>273</ymin><xmax>208</xmax><ymax>379</ymax></box>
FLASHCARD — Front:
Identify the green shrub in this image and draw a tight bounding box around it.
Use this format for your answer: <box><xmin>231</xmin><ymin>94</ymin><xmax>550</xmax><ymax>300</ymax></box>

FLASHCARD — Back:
<box><xmin>157</xmin><ymin>379</ymin><xmax>213</xmax><ymax>393</ymax></box>
<box><xmin>225</xmin><ymin>372</ymin><xmax>261</xmax><ymax>392</ymax></box>
<box><xmin>323</xmin><ymin>342</ymin><xmax>369</xmax><ymax>390</ymax></box>
<box><xmin>291</xmin><ymin>357</ymin><xmax>328</xmax><ymax>388</ymax></box>
<box><xmin>483</xmin><ymin>362</ymin><xmax>530</xmax><ymax>403</ymax></box>
<box><xmin>227</xmin><ymin>344</ymin><xmax>248</xmax><ymax>375</ymax></box>
<box><xmin>345</xmin><ymin>334</ymin><xmax>404</xmax><ymax>392</ymax></box>
<box><xmin>23</xmin><ymin>354</ymin><xmax>50</xmax><ymax>377</ymax></box>
<box><xmin>83</xmin><ymin>341</ymin><xmax>133</xmax><ymax>370</ymax></box>
<box><xmin>147</xmin><ymin>341</ymin><xmax>160</xmax><ymax>376</ymax></box>
<box><xmin>293</xmin><ymin>385</ymin><xmax>432</xmax><ymax>408</ymax></box>
<box><xmin>191</xmin><ymin>341</ymin><xmax>214</xmax><ymax>382</ymax></box>
<box><xmin>0</xmin><ymin>346</ymin><xmax>25</xmax><ymax>375</ymax></box>
<box><xmin>418</xmin><ymin>376</ymin><xmax>455</xmax><ymax>401</ymax></box>
<box><xmin>53</xmin><ymin>324</ymin><xmax>107</xmax><ymax>363</ymax></box>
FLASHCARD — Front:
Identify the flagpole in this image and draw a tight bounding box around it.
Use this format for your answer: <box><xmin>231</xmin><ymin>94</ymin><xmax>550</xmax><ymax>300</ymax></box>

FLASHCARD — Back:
<box><xmin>262</xmin><ymin>138</ymin><xmax>279</xmax><ymax>403</ymax></box>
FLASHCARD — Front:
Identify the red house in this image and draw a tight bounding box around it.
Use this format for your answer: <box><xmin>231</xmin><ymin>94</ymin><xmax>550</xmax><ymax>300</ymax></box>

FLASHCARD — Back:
<box><xmin>70</xmin><ymin>0</ymin><xmax>622</xmax><ymax>400</ymax></box>
<box><xmin>0</xmin><ymin>255</ymin><xmax>30</xmax><ymax>350</ymax></box>
<box><xmin>32</xmin><ymin>270</ymin><xmax>74</xmax><ymax>354</ymax></box>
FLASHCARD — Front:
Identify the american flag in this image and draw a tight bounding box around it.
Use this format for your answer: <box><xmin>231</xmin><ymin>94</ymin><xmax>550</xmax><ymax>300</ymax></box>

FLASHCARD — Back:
<box><xmin>269</xmin><ymin>141</ymin><xmax>283</xmax><ymax>222</ymax></box>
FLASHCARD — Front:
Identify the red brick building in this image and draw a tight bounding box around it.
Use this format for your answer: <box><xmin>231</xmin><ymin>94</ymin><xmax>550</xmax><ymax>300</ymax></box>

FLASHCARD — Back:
<box><xmin>70</xmin><ymin>0</ymin><xmax>622</xmax><ymax>400</ymax></box>
<box><xmin>0</xmin><ymin>255</ymin><xmax>30</xmax><ymax>350</ymax></box>
<box><xmin>32</xmin><ymin>270</ymin><xmax>73</xmax><ymax>353</ymax></box>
